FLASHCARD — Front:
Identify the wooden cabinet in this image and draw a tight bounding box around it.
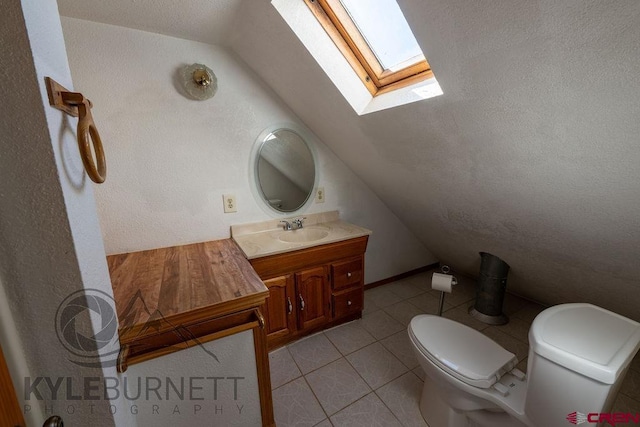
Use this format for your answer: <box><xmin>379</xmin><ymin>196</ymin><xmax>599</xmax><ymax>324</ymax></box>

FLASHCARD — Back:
<box><xmin>296</xmin><ymin>266</ymin><xmax>331</xmax><ymax>330</ymax></box>
<box><xmin>251</xmin><ymin>236</ymin><xmax>368</xmax><ymax>349</ymax></box>
<box><xmin>262</xmin><ymin>275</ymin><xmax>296</xmax><ymax>341</ymax></box>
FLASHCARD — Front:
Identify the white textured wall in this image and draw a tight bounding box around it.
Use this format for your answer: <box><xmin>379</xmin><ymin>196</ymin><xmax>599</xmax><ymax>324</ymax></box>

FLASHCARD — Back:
<box><xmin>0</xmin><ymin>1</ymin><xmax>125</xmax><ymax>425</ymax></box>
<box><xmin>60</xmin><ymin>17</ymin><xmax>436</xmax><ymax>282</ymax></box>
<box><xmin>229</xmin><ymin>0</ymin><xmax>640</xmax><ymax>320</ymax></box>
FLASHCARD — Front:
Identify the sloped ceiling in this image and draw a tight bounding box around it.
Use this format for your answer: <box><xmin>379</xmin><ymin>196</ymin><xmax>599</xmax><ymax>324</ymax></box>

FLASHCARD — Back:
<box><xmin>228</xmin><ymin>0</ymin><xmax>640</xmax><ymax>320</ymax></box>
<box><xmin>56</xmin><ymin>0</ymin><xmax>640</xmax><ymax>321</ymax></box>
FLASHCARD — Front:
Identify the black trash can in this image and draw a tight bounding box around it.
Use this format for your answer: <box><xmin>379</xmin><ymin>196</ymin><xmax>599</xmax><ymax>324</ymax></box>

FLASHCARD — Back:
<box><xmin>469</xmin><ymin>252</ymin><xmax>510</xmax><ymax>325</ymax></box>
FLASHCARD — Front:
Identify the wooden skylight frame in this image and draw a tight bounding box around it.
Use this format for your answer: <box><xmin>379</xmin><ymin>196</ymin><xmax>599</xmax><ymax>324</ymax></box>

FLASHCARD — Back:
<box><xmin>304</xmin><ymin>0</ymin><xmax>434</xmax><ymax>96</ymax></box>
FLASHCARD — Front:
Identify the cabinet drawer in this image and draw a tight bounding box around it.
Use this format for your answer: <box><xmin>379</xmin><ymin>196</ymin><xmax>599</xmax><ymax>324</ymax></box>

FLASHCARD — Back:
<box><xmin>331</xmin><ymin>257</ymin><xmax>363</xmax><ymax>291</ymax></box>
<box><xmin>332</xmin><ymin>287</ymin><xmax>363</xmax><ymax>319</ymax></box>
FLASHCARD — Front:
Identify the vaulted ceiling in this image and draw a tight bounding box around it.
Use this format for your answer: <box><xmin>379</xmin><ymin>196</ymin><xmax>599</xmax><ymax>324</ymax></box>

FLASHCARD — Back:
<box><xmin>57</xmin><ymin>0</ymin><xmax>640</xmax><ymax>320</ymax></box>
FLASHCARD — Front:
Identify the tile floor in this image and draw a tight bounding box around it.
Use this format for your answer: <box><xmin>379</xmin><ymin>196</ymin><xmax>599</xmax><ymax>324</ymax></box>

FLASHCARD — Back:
<box><xmin>269</xmin><ymin>269</ymin><xmax>640</xmax><ymax>426</ymax></box>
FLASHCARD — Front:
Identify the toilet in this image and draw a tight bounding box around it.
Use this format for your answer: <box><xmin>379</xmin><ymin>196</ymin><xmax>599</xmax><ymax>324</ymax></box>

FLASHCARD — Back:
<box><xmin>408</xmin><ymin>303</ymin><xmax>640</xmax><ymax>427</ymax></box>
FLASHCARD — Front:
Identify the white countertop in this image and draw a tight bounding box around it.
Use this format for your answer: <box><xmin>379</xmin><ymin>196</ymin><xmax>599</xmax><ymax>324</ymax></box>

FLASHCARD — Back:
<box><xmin>231</xmin><ymin>211</ymin><xmax>372</xmax><ymax>259</ymax></box>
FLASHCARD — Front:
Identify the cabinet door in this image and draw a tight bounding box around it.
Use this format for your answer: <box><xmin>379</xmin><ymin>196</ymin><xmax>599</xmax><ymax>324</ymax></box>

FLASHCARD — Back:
<box><xmin>295</xmin><ymin>266</ymin><xmax>330</xmax><ymax>330</ymax></box>
<box><xmin>262</xmin><ymin>275</ymin><xmax>296</xmax><ymax>341</ymax></box>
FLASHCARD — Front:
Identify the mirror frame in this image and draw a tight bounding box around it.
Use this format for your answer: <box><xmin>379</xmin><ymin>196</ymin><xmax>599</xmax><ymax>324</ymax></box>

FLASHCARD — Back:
<box><xmin>249</xmin><ymin>123</ymin><xmax>319</xmax><ymax>216</ymax></box>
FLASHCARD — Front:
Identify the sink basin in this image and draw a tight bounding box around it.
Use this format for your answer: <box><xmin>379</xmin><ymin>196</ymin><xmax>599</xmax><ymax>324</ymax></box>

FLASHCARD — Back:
<box><xmin>278</xmin><ymin>227</ymin><xmax>329</xmax><ymax>243</ymax></box>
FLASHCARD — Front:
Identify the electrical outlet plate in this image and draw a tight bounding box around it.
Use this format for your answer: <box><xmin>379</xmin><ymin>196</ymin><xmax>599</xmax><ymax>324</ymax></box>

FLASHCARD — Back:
<box><xmin>315</xmin><ymin>187</ymin><xmax>325</xmax><ymax>203</ymax></box>
<box><xmin>223</xmin><ymin>194</ymin><xmax>237</xmax><ymax>213</ymax></box>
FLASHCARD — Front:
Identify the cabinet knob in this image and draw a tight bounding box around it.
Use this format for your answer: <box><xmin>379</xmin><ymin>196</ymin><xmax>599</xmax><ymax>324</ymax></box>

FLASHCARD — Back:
<box><xmin>287</xmin><ymin>297</ymin><xmax>293</xmax><ymax>314</ymax></box>
<box><xmin>347</xmin><ymin>300</ymin><xmax>352</xmax><ymax>306</ymax></box>
<box><xmin>299</xmin><ymin>294</ymin><xmax>305</xmax><ymax>311</ymax></box>
<box><xmin>347</xmin><ymin>272</ymin><xmax>352</xmax><ymax>278</ymax></box>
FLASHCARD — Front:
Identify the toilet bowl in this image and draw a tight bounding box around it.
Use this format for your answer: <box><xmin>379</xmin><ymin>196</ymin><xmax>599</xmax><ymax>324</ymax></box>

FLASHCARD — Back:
<box><xmin>408</xmin><ymin>303</ymin><xmax>640</xmax><ymax>427</ymax></box>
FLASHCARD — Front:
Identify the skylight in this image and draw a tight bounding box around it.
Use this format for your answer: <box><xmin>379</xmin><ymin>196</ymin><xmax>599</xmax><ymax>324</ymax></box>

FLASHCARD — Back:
<box><xmin>273</xmin><ymin>0</ymin><xmax>442</xmax><ymax>113</ymax></box>
<box><xmin>339</xmin><ymin>0</ymin><xmax>425</xmax><ymax>72</ymax></box>
<box><xmin>304</xmin><ymin>0</ymin><xmax>434</xmax><ymax>96</ymax></box>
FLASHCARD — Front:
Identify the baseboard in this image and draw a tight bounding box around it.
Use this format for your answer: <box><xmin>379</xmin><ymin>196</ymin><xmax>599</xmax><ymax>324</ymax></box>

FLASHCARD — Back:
<box><xmin>364</xmin><ymin>262</ymin><xmax>440</xmax><ymax>290</ymax></box>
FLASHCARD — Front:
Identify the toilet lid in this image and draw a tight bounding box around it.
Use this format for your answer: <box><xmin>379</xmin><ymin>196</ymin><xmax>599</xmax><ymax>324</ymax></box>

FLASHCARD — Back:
<box><xmin>530</xmin><ymin>303</ymin><xmax>640</xmax><ymax>384</ymax></box>
<box><xmin>409</xmin><ymin>315</ymin><xmax>518</xmax><ymax>389</ymax></box>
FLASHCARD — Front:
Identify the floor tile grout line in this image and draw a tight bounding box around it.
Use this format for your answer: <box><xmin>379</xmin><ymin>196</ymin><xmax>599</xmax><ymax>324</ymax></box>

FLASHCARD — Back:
<box><xmin>410</xmin><ymin>368</ymin><xmax>425</xmax><ymax>382</ymax></box>
<box><xmin>301</xmin><ymin>373</ymin><xmax>332</xmax><ymax>421</ymax></box>
<box><xmin>287</xmin><ymin>332</ymin><xmax>342</xmax><ymax>376</ymax></box>
<box><xmin>372</xmin><ymin>387</ymin><xmax>417</xmax><ymax>427</ymax></box>
<box><xmin>323</xmin><ymin>297</ymin><xmax>432</xmax><ymax>424</ymax></box>
<box><xmin>330</xmin><ymin>391</ymin><xmax>405</xmax><ymax>426</ymax></box>
<box><xmin>384</xmin><ymin>283</ymin><xmax>429</xmax><ymax>298</ymax></box>
<box><xmin>300</xmin><ymin>341</ymin><xmax>377</xmax><ymax>419</ymax></box>
<box><xmin>286</xmin><ymin>334</ymin><xmax>361</xmax><ymax>420</ymax></box>
<box><xmin>271</xmin><ymin>376</ymin><xmax>300</xmax><ymax>392</ymax></box>
<box><xmin>322</xmin><ymin>322</ymin><xmax>377</xmax><ymax>358</ymax></box>
<box><xmin>295</xmin><ymin>334</ymin><xmax>343</xmax><ymax>420</ymax></box>
<box><xmin>344</xmin><ymin>339</ymin><xmax>413</xmax><ymax>391</ymax></box>
<box><xmin>269</xmin><ymin>345</ymin><xmax>305</xmax><ymax>392</ymax></box>
<box><xmin>283</xmin><ymin>344</ymin><xmax>305</xmax><ymax>377</ymax></box>
<box><xmin>371</xmin><ymin>368</ymin><xmax>412</xmax><ymax>393</ymax></box>
<box><xmin>379</xmin><ymin>330</ymin><xmax>421</xmax><ymax>371</ymax></box>
<box><xmin>364</xmin><ymin>390</ymin><xmax>407</xmax><ymax>426</ymax></box>
<box><xmin>279</xmin><ymin>332</ymin><xmax>358</xmax><ymax>382</ymax></box>
<box><xmin>320</xmin><ymin>319</ymin><xmax>417</xmax><ymax>382</ymax></box>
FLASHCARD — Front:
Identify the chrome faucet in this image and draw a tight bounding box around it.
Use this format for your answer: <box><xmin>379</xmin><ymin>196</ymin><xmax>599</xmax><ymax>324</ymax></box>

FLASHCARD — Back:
<box><xmin>292</xmin><ymin>217</ymin><xmax>306</xmax><ymax>229</ymax></box>
<box><xmin>279</xmin><ymin>220</ymin><xmax>293</xmax><ymax>231</ymax></box>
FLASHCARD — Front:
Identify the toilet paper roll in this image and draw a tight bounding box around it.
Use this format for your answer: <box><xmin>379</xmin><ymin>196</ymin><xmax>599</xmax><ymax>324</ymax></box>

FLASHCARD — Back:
<box><xmin>432</xmin><ymin>272</ymin><xmax>456</xmax><ymax>293</ymax></box>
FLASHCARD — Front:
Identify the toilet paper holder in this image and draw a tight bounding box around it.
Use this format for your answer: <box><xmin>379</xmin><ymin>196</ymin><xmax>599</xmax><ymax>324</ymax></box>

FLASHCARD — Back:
<box><xmin>436</xmin><ymin>265</ymin><xmax>457</xmax><ymax>316</ymax></box>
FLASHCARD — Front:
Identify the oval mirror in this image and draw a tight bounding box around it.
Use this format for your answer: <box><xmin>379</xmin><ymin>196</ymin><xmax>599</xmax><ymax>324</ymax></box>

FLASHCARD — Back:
<box><xmin>253</xmin><ymin>127</ymin><xmax>316</xmax><ymax>213</ymax></box>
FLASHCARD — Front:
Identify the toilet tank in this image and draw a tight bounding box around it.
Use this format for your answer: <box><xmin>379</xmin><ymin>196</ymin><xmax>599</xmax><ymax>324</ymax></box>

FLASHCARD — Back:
<box><xmin>525</xmin><ymin>303</ymin><xmax>640</xmax><ymax>427</ymax></box>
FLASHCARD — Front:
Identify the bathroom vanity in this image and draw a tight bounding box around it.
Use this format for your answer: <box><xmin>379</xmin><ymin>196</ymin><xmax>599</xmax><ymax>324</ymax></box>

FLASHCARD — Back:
<box><xmin>103</xmin><ymin>211</ymin><xmax>369</xmax><ymax>425</ymax></box>
<box><xmin>232</xmin><ymin>211</ymin><xmax>371</xmax><ymax>349</ymax></box>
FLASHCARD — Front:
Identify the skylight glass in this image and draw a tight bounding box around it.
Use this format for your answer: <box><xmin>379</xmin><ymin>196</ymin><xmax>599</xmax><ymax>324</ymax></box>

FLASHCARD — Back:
<box><xmin>339</xmin><ymin>0</ymin><xmax>425</xmax><ymax>72</ymax></box>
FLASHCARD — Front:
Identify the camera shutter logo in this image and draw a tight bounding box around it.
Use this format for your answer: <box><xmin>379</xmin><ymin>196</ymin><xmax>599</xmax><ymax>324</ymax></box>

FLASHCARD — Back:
<box><xmin>55</xmin><ymin>289</ymin><xmax>120</xmax><ymax>367</ymax></box>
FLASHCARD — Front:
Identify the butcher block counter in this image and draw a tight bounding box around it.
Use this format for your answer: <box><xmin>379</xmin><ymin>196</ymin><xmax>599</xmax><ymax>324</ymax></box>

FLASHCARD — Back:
<box><xmin>106</xmin><ymin>238</ymin><xmax>274</xmax><ymax>425</ymax></box>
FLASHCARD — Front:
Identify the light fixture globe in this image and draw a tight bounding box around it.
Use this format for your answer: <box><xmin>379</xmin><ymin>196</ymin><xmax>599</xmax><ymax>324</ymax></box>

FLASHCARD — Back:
<box><xmin>181</xmin><ymin>63</ymin><xmax>217</xmax><ymax>100</ymax></box>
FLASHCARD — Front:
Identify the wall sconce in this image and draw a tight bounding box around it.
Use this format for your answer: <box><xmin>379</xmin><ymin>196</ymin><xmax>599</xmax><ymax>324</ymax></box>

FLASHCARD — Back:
<box><xmin>180</xmin><ymin>63</ymin><xmax>217</xmax><ymax>101</ymax></box>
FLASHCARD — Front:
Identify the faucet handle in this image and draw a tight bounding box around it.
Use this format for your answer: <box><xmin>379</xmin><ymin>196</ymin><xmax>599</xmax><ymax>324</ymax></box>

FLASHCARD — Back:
<box><xmin>292</xmin><ymin>217</ymin><xmax>306</xmax><ymax>228</ymax></box>
<box><xmin>279</xmin><ymin>220</ymin><xmax>292</xmax><ymax>231</ymax></box>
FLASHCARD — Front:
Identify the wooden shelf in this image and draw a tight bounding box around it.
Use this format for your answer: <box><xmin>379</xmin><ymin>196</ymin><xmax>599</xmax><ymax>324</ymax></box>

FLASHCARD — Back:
<box><xmin>107</xmin><ymin>239</ymin><xmax>269</xmax><ymax>345</ymax></box>
<box><xmin>106</xmin><ymin>238</ymin><xmax>273</xmax><ymax>426</ymax></box>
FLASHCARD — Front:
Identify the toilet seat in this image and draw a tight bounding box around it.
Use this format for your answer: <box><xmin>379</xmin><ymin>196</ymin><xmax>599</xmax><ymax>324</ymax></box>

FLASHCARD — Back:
<box><xmin>409</xmin><ymin>315</ymin><xmax>518</xmax><ymax>389</ymax></box>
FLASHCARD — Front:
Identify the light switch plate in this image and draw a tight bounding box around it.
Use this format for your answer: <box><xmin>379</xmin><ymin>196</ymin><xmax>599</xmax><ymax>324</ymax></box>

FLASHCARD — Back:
<box><xmin>315</xmin><ymin>187</ymin><xmax>325</xmax><ymax>203</ymax></box>
<box><xmin>223</xmin><ymin>194</ymin><xmax>237</xmax><ymax>213</ymax></box>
